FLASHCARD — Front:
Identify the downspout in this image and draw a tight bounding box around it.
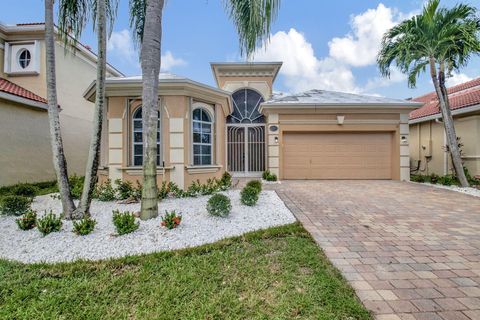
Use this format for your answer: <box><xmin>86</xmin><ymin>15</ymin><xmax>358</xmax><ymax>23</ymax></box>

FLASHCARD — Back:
<box><xmin>436</xmin><ymin>118</ymin><xmax>448</xmax><ymax>175</ymax></box>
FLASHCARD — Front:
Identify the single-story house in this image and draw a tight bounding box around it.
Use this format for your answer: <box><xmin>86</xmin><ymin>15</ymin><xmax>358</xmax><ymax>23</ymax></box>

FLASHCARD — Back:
<box><xmin>0</xmin><ymin>22</ymin><xmax>123</xmax><ymax>186</ymax></box>
<box><xmin>409</xmin><ymin>77</ymin><xmax>480</xmax><ymax>177</ymax></box>
<box><xmin>84</xmin><ymin>62</ymin><xmax>420</xmax><ymax>189</ymax></box>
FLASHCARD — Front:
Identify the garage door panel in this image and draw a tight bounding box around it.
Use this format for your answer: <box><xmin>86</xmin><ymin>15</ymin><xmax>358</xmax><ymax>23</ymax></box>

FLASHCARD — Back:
<box><xmin>283</xmin><ymin>132</ymin><xmax>392</xmax><ymax>180</ymax></box>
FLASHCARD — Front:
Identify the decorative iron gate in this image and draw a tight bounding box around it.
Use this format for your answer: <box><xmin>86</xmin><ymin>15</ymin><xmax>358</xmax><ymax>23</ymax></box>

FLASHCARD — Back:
<box><xmin>227</xmin><ymin>125</ymin><xmax>265</xmax><ymax>175</ymax></box>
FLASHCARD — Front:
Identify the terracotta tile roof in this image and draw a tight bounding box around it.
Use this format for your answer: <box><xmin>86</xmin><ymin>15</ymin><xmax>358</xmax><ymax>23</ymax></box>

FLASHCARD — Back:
<box><xmin>0</xmin><ymin>77</ymin><xmax>47</xmax><ymax>104</ymax></box>
<box><xmin>16</xmin><ymin>22</ymin><xmax>46</xmax><ymax>26</ymax></box>
<box><xmin>409</xmin><ymin>77</ymin><xmax>480</xmax><ymax>120</ymax></box>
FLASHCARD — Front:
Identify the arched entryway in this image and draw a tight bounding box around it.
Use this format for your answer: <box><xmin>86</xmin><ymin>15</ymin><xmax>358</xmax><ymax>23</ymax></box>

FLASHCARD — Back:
<box><xmin>227</xmin><ymin>88</ymin><xmax>266</xmax><ymax>176</ymax></box>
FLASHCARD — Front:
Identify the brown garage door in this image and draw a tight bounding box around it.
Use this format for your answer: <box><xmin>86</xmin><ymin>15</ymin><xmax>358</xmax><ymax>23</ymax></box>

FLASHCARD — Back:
<box><xmin>283</xmin><ymin>132</ymin><xmax>392</xmax><ymax>179</ymax></box>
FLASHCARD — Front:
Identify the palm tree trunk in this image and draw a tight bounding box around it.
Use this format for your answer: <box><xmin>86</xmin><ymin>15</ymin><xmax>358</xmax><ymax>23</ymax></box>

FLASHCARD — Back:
<box><xmin>140</xmin><ymin>0</ymin><xmax>164</xmax><ymax>220</ymax></box>
<box><xmin>45</xmin><ymin>0</ymin><xmax>76</xmax><ymax>218</ymax></box>
<box><xmin>75</xmin><ymin>0</ymin><xmax>107</xmax><ymax>218</ymax></box>
<box><xmin>428</xmin><ymin>58</ymin><xmax>469</xmax><ymax>187</ymax></box>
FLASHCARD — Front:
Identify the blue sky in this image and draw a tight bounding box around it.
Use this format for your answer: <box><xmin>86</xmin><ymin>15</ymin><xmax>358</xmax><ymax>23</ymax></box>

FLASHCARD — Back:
<box><xmin>1</xmin><ymin>0</ymin><xmax>479</xmax><ymax>99</ymax></box>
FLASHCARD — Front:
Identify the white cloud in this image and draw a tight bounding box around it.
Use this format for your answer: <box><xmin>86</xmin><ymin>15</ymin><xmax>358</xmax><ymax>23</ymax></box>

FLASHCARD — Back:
<box><xmin>252</xmin><ymin>4</ymin><xmax>417</xmax><ymax>94</ymax></box>
<box><xmin>161</xmin><ymin>51</ymin><xmax>187</xmax><ymax>70</ymax></box>
<box><xmin>329</xmin><ymin>4</ymin><xmax>412</xmax><ymax>67</ymax></box>
<box><xmin>253</xmin><ymin>28</ymin><xmax>357</xmax><ymax>93</ymax></box>
<box><xmin>107</xmin><ymin>29</ymin><xmax>186</xmax><ymax>72</ymax></box>
<box><xmin>446</xmin><ymin>72</ymin><xmax>472</xmax><ymax>86</ymax></box>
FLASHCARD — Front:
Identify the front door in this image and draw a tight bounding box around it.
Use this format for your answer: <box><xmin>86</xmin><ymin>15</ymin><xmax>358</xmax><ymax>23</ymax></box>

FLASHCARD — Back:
<box><xmin>226</xmin><ymin>88</ymin><xmax>267</xmax><ymax>177</ymax></box>
<box><xmin>227</xmin><ymin>125</ymin><xmax>266</xmax><ymax>176</ymax></box>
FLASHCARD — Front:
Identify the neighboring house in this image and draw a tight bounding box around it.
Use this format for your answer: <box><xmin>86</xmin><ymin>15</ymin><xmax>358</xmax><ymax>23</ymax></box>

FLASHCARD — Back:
<box><xmin>0</xmin><ymin>22</ymin><xmax>123</xmax><ymax>186</ymax></box>
<box><xmin>84</xmin><ymin>62</ymin><xmax>419</xmax><ymax>189</ymax></box>
<box><xmin>409</xmin><ymin>77</ymin><xmax>480</xmax><ymax>177</ymax></box>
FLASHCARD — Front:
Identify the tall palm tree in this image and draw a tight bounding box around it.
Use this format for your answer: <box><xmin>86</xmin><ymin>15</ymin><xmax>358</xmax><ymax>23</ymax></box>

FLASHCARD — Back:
<box><xmin>45</xmin><ymin>0</ymin><xmax>76</xmax><ymax>218</ymax></box>
<box><xmin>129</xmin><ymin>0</ymin><xmax>280</xmax><ymax>219</ymax></box>
<box><xmin>378</xmin><ymin>0</ymin><xmax>480</xmax><ymax>187</ymax></box>
<box><xmin>58</xmin><ymin>0</ymin><xmax>118</xmax><ymax>218</ymax></box>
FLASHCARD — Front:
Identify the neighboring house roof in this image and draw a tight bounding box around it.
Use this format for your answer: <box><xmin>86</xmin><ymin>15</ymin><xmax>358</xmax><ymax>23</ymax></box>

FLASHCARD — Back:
<box><xmin>409</xmin><ymin>77</ymin><xmax>480</xmax><ymax>123</ymax></box>
<box><xmin>0</xmin><ymin>77</ymin><xmax>48</xmax><ymax>109</ymax></box>
<box><xmin>0</xmin><ymin>22</ymin><xmax>124</xmax><ymax>77</ymax></box>
<box><xmin>261</xmin><ymin>89</ymin><xmax>421</xmax><ymax>109</ymax></box>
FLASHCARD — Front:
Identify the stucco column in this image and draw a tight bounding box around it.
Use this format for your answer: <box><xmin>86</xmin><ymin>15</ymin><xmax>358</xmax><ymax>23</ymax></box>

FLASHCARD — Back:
<box><xmin>400</xmin><ymin>113</ymin><xmax>410</xmax><ymax>181</ymax></box>
<box><xmin>267</xmin><ymin>113</ymin><xmax>279</xmax><ymax>177</ymax></box>
<box><xmin>169</xmin><ymin>118</ymin><xmax>185</xmax><ymax>189</ymax></box>
<box><xmin>108</xmin><ymin>118</ymin><xmax>123</xmax><ymax>181</ymax></box>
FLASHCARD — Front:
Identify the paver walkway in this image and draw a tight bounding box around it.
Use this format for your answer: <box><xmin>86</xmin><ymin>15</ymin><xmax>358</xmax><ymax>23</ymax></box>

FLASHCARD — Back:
<box><xmin>274</xmin><ymin>180</ymin><xmax>480</xmax><ymax>320</ymax></box>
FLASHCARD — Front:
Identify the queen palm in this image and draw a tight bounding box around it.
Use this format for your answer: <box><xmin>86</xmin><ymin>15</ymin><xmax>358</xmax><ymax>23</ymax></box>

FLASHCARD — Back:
<box><xmin>377</xmin><ymin>0</ymin><xmax>480</xmax><ymax>187</ymax></box>
<box><xmin>129</xmin><ymin>0</ymin><xmax>280</xmax><ymax>219</ymax></box>
<box><xmin>57</xmin><ymin>0</ymin><xmax>118</xmax><ymax>218</ymax></box>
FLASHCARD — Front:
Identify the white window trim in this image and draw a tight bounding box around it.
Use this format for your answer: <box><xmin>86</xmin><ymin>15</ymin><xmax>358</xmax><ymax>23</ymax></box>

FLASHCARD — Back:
<box><xmin>131</xmin><ymin>105</ymin><xmax>162</xmax><ymax>167</ymax></box>
<box><xmin>191</xmin><ymin>102</ymin><xmax>215</xmax><ymax>166</ymax></box>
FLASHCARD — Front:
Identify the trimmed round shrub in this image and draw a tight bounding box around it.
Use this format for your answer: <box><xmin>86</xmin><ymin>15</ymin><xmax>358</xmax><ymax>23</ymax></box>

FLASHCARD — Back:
<box><xmin>73</xmin><ymin>216</ymin><xmax>97</xmax><ymax>235</ymax></box>
<box><xmin>206</xmin><ymin>194</ymin><xmax>231</xmax><ymax>217</ymax></box>
<box><xmin>0</xmin><ymin>195</ymin><xmax>32</xmax><ymax>216</ymax></box>
<box><xmin>11</xmin><ymin>184</ymin><xmax>38</xmax><ymax>198</ymax></box>
<box><xmin>112</xmin><ymin>210</ymin><xmax>139</xmax><ymax>235</ymax></box>
<box><xmin>240</xmin><ymin>186</ymin><xmax>259</xmax><ymax>206</ymax></box>
<box><xmin>37</xmin><ymin>211</ymin><xmax>62</xmax><ymax>236</ymax></box>
<box><xmin>246</xmin><ymin>180</ymin><xmax>262</xmax><ymax>193</ymax></box>
<box><xmin>16</xmin><ymin>209</ymin><xmax>37</xmax><ymax>230</ymax></box>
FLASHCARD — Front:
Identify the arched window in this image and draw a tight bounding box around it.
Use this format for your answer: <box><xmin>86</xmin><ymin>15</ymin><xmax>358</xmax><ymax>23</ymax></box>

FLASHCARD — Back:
<box><xmin>132</xmin><ymin>107</ymin><xmax>161</xmax><ymax>166</ymax></box>
<box><xmin>227</xmin><ymin>88</ymin><xmax>265</xmax><ymax>123</ymax></box>
<box><xmin>192</xmin><ymin>107</ymin><xmax>213</xmax><ymax>165</ymax></box>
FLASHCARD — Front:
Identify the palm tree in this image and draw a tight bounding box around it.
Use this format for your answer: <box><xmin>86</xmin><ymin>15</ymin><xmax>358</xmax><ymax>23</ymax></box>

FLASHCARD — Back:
<box><xmin>378</xmin><ymin>0</ymin><xmax>480</xmax><ymax>187</ymax></box>
<box><xmin>58</xmin><ymin>0</ymin><xmax>118</xmax><ymax>218</ymax></box>
<box><xmin>129</xmin><ymin>0</ymin><xmax>280</xmax><ymax>219</ymax></box>
<box><xmin>45</xmin><ymin>0</ymin><xmax>76</xmax><ymax>218</ymax></box>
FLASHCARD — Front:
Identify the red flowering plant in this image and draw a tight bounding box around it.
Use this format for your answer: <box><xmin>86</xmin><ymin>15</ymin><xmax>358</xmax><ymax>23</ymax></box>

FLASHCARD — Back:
<box><xmin>161</xmin><ymin>210</ymin><xmax>182</xmax><ymax>229</ymax></box>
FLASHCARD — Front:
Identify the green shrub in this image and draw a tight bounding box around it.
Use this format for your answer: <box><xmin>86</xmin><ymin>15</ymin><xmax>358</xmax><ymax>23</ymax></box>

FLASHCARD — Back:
<box><xmin>37</xmin><ymin>211</ymin><xmax>62</xmax><ymax>236</ymax></box>
<box><xmin>219</xmin><ymin>172</ymin><xmax>232</xmax><ymax>190</ymax></box>
<box><xmin>185</xmin><ymin>180</ymin><xmax>202</xmax><ymax>197</ymax></box>
<box><xmin>95</xmin><ymin>179</ymin><xmax>116</xmax><ymax>201</ymax></box>
<box><xmin>132</xmin><ymin>181</ymin><xmax>143</xmax><ymax>200</ymax></box>
<box><xmin>206</xmin><ymin>194</ymin><xmax>231</xmax><ymax>217</ymax></box>
<box><xmin>16</xmin><ymin>209</ymin><xmax>37</xmax><ymax>230</ymax></box>
<box><xmin>112</xmin><ymin>210</ymin><xmax>139</xmax><ymax>235</ymax></box>
<box><xmin>410</xmin><ymin>174</ymin><xmax>427</xmax><ymax>183</ymax></box>
<box><xmin>201</xmin><ymin>178</ymin><xmax>220</xmax><ymax>195</ymax></box>
<box><xmin>69</xmin><ymin>175</ymin><xmax>84</xmax><ymax>199</ymax></box>
<box><xmin>114</xmin><ymin>179</ymin><xmax>135</xmax><ymax>200</ymax></box>
<box><xmin>429</xmin><ymin>173</ymin><xmax>440</xmax><ymax>184</ymax></box>
<box><xmin>240</xmin><ymin>186</ymin><xmax>259</xmax><ymax>206</ymax></box>
<box><xmin>437</xmin><ymin>174</ymin><xmax>458</xmax><ymax>186</ymax></box>
<box><xmin>0</xmin><ymin>195</ymin><xmax>31</xmax><ymax>216</ymax></box>
<box><xmin>73</xmin><ymin>216</ymin><xmax>97</xmax><ymax>235</ymax></box>
<box><xmin>246</xmin><ymin>180</ymin><xmax>262</xmax><ymax>193</ymax></box>
<box><xmin>158</xmin><ymin>181</ymin><xmax>184</xmax><ymax>199</ymax></box>
<box><xmin>161</xmin><ymin>210</ymin><xmax>182</xmax><ymax>229</ymax></box>
<box><xmin>262</xmin><ymin>170</ymin><xmax>278</xmax><ymax>182</ymax></box>
<box><xmin>11</xmin><ymin>184</ymin><xmax>38</xmax><ymax>198</ymax></box>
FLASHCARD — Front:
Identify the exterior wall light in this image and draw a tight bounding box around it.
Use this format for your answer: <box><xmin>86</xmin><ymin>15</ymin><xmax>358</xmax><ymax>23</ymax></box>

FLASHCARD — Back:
<box><xmin>401</xmin><ymin>136</ymin><xmax>408</xmax><ymax>144</ymax></box>
<box><xmin>274</xmin><ymin>136</ymin><xmax>279</xmax><ymax>144</ymax></box>
<box><xmin>337</xmin><ymin>115</ymin><xmax>345</xmax><ymax>125</ymax></box>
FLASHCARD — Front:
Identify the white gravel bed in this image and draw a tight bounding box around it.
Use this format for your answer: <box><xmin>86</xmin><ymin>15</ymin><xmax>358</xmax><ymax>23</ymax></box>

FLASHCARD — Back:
<box><xmin>417</xmin><ymin>182</ymin><xmax>480</xmax><ymax>198</ymax></box>
<box><xmin>0</xmin><ymin>190</ymin><xmax>296</xmax><ymax>264</ymax></box>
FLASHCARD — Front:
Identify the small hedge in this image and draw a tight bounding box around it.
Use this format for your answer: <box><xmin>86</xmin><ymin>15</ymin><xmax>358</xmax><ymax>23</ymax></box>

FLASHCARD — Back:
<box><xmin>37</xmin><ymin>211</ymin><xmax>63</xmax><ymax>236</ymax></box>
<box><xmin>11</xmin><ymin>184</ymin><xmax>38</xmax><ymax>198</ymax></box>
<box><xmin>95</xmin><ymin>179</ymin><xmax>116</xmax><ymax>201</ymax></box>
<box><xmin>112</xmin><ymin>210</ymin><xmax>139</xmax><ymax>235</ymax></box>
<box><xmin>240</xmin><ymin>186</ymin><xmax>259</xmax><ymax>206</ymax></box>
<box><xmin>206</xmin><ymin>194</ymin><xmax>231</xmax><ymax>217</ymax></box>
<box><xmin>16</xmin><ymin>210</ymin><xmax>37</xmax><ymax>230</ymax></box>
<box><xmin>262</xmin><ymin>170</ymin><xmax>277</xmax><ymax>182</ymax></box>
<box><xmin>246</xmin><ymin>180</ymin><xmax>262</xmax><ymax>193</ymax></box>
<box><xmin>73</xmin><ymin>216</ymin><xmax>97</xmax><ymax>236</ymax></box>
<box><xmin>0</xmin><ymin>195</ymin><xmax>32</xmax><ymax>216</ymax></box>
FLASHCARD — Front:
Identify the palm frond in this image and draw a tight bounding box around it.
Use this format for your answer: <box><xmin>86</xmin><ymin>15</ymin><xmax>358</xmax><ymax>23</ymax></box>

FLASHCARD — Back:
<box><xmin>129</xmin><ymin>0</ymin><xmax>146</xmax><ymax>48</ymax></box>
<box><xmin>92</xmin><ymin>0</ymin><xmax>119</xmax><ymax>37</ymax></box>
<box><xmin>58</xmin><ymin>0</ymin><xmax>91</xmax><ymax>48</ymax></box>
<box><xmin>224</xmin><ymin>0</ymin><xmax>280</xmax><ymax>57</ymax></box>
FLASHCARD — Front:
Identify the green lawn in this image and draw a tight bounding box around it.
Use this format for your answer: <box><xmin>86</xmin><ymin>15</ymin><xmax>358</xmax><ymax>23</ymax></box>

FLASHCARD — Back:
<box><xmin>0</xmin><ymin>223</ymin><xmax>371</xmax><ymax>320</ymax></box>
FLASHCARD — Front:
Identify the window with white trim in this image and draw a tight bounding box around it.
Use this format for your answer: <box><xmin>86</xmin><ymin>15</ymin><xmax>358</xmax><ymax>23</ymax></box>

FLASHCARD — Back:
<box><xmin>192</xmin><ymin>108</ymin><xmax>213</xmax><ymax>165</ymax></box>
<box><xmin>132</xmin><ymin>107</ymin><xmax>161</xmax><ymax>166</ymax></box>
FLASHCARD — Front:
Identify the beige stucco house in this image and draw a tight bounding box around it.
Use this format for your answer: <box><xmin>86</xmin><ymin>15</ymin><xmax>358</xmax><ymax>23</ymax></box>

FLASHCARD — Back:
<box><xmin>409</xmin><ymin>77</ymin><xmax>480</xmax><ymax>177</ymax></box>
<box><xmin>0</xmin><ymin>22</ymin><xmax>123</xmax><ymax>186</ymax></box>
<box><xmin>85</xmin><ymin>62</ymin><xmax>420</xmax><ymax>189</ymax></box>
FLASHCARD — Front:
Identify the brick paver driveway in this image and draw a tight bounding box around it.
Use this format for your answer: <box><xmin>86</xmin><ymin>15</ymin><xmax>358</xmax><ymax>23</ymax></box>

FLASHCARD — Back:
<box><xmin>274</xmin><ymin>180</ymin><xmax>480</xmax><ymax>320</ymax></box>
